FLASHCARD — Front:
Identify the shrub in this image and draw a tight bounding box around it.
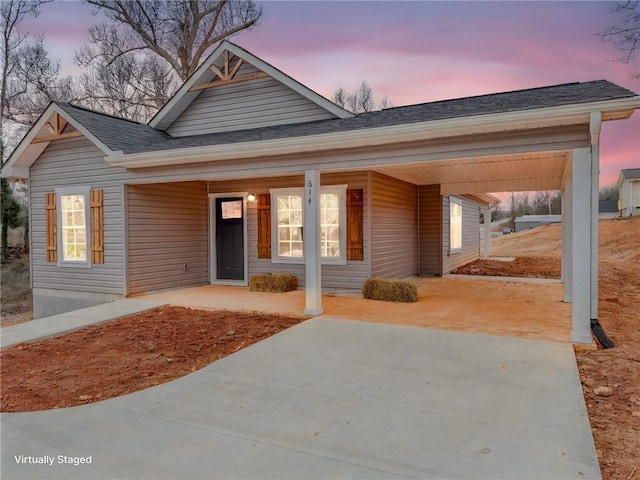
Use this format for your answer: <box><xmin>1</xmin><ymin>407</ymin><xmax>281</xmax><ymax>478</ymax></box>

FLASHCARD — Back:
<box><xmin>249</xmin><ymin>273</ymin><xmax>298</xmax><ymax>293</ymax></box>
<box><xmin>361</xmin><ymin>277</ymin><xmax>418</xmax><ymax>303</ymax></box>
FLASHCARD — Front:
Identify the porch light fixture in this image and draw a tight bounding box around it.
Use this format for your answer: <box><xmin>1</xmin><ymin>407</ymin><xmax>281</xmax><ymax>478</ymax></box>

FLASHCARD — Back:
<box><xmin>247</xmin><ymin>193</ymin><xmax>257</xmax><ymax>202</ymax></box>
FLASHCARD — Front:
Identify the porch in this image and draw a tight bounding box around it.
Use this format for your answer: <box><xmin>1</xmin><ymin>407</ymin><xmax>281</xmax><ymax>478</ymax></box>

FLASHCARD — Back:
<box><xmin>141</xmin><ymin>275</ymin><xmax>571</xmax><ymax>344</ymax></box>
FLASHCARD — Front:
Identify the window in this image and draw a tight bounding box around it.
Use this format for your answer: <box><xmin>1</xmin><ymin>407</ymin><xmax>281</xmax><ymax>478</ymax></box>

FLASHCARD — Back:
<box><xmin>271</xmin><ymin>186</ymin><xmax>346</xmax><ymax>264</ymax></box>
<box><xmin>449</xmin><ymin>197</ymin><xmax>462</xmax><ymax>253</ymax></box>
<box><xmin>56</xmin><ymin>186</ymin><xmax>91</xmax><ymax>266</ymax></box>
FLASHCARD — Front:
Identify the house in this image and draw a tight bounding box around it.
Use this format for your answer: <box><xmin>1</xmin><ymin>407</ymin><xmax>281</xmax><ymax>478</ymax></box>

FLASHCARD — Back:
<box><xmin>514</xmin><ymin>214</ymin><xmax>562</xmax><ymax>232</ymax></box>
<box><xmin>617</xmin><ymin>168</ymin><xmax>640</xmax><ymax>217</ymax></box>
<box><xmin>2</xmin><ymin>41</ymin><xmax>639</xmax><ymax>344</ymax></box>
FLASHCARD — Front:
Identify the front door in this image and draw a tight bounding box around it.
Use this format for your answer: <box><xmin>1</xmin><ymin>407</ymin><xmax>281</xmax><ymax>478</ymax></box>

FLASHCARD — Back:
<box><xmin>215</xmin><ymin>197</ymin><xmax>244</xmax><ymax>281</ymax></box>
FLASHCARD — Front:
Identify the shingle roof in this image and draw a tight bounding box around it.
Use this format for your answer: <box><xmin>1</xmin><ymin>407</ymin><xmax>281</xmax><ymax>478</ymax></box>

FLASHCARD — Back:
<box><xmin>620</xmin><ymin>168</ymin><xmax>640</xmax><ymax>180</ymax></box>
<box><xmin>60</xmin><ymin>80</ymin><xmax>638</xmax><ymax>155</ymax></box>
<box><xmin>57</xmin><ymin>103</ymin><xmax>170</xmax><ymax>153</ymax></box>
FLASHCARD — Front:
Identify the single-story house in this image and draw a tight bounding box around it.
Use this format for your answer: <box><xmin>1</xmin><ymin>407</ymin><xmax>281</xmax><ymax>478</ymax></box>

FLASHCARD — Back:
<box><xmin>617</xmin><ymin>168</ymin><xmax>640</xmax><ymax>217</ymax></box>
<box><xmin>2</xmin><ymin>41</ymin><xmax>639</xmax><ymax>343</ymax></box>
<box><xmin>514</xmin><ymin>214</ymin><xmax>562</xmax><ymax>232</ymax></box>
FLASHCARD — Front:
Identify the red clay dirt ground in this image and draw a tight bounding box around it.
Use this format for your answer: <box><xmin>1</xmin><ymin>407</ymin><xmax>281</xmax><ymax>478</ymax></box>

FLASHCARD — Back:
<box><xmin>1</xmin><ymin>308</ymin><xmax>305</xmax><ymax>412</ymax></box>
<box><xmin>0</xmin><ymin>217</ymin><xmax>638</xmax><ymax>480</ymax></box>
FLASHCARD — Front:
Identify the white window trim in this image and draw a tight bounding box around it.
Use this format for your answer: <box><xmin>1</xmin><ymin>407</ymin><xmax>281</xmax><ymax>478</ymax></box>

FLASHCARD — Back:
<box><xmin>270</xmin><ymin>185</ymin><xmax>347</xmax><ymax>266</ymax></box>
<box><xmin>56</xmin><ymin>185</ymin><xmax>92</xmax><ymax>268</ymax></box>
<box><xmin>449</xmin><ymin>196</ymin><xmax>463</xmax><ymax>255</ymax></box>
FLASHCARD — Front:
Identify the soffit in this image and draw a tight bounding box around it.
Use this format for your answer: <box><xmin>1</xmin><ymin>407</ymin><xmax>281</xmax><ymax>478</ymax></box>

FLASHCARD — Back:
<box><xmin>372</xmin><ymin>151</ymin><xmax>569</xmax><ymax>194</ymax></box>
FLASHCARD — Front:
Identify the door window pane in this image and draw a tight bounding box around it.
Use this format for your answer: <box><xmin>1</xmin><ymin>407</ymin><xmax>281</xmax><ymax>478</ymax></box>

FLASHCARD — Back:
<box><xmin>221</xmin><ymin>200</ymin><xmax>242</xmax><ymax>219</ymax></box>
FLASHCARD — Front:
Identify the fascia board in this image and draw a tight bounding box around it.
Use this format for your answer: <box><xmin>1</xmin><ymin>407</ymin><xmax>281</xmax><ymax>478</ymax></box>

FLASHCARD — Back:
<box><xmin>149</xmin><ymin>41</ymin><xmax>230</xmax><ymax>129</ymax></box>
<box><xmin>223</xmin><ymin>43</ymin><xmax>353</xmax><ymax>120</ymax></box>
<box><xmin>108</xmin><ymin>96</ymin><xmax>640</xmax><ymax>170</ymax></box>
<box><xmin>2</xmin><ymin>102</ymin><xmax>58</xmax><ymax>174</ymax></box>
<box><xmin>149</xmin><ymin>41</ymin><xmax>352</xmax><ymax>130</ymax></box>
<box><xmin>54</xmin><ymin>107</ymin><xmax>115</xmax><ymax>157</ymax></box>
<box><xmin>2</xmin><ymin>103</ymin><xmax>116</xmax><ymax>179</ymax></box>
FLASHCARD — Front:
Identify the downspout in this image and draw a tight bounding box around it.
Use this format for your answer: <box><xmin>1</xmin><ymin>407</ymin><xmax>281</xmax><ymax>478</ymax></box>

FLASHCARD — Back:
<box><xmin>589</xmin><ymin>111</ymin><xmax>614</xmax><ymax>348</ymax></box>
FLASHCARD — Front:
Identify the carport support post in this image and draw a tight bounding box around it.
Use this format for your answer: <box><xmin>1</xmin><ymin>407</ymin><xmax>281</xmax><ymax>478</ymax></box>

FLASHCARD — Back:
<box><xmin>304</xmin><ymin>170</ymin><xmax>323</xmax><ymax>315</ymax></box>
<box><xmin>563</xmin><ymin>180</ymin><xmax>573</xmax><ymax>303</ymax></box>
<box><xmin>483</xmin><ymin>207</ymin><xmax>491</xmax><ymax>257</ymax></box>
<box><xmin>570</xmin><ymin>148</ymin><xmax>592</xmax><ymax>343</ymax></box>
<box><xmin>589</xmin><ymin>111</ymin><xmax>601</xmax><ymax>326</ymax></box>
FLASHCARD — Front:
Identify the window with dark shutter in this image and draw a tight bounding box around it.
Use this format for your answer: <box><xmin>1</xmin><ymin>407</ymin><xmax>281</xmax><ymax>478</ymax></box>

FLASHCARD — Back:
<box><xmin>45</xmin><ymin>192</ymin><xmax>57</xmax><ymax>262</ymax></box>
<box><xmin>257</xmin><ymin>193</ymin><xmax>271</xmax><ymax>259</ymax></box>
<box><xmin>90</xmin><ymin>189</ymin><xmax>104</xmax><ymax>264</ymax></box>
<box><xmin>346</xmin><ymin>188</ymin><xmax>364</xmax><ymax>261</ymax></box>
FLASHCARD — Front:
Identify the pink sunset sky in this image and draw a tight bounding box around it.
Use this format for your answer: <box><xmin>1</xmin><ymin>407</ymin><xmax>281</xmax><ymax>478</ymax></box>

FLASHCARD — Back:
<box><xmin>21</xmin><ymin>0</ymin><xmax>640</xmax><ymax>189</ymax></box>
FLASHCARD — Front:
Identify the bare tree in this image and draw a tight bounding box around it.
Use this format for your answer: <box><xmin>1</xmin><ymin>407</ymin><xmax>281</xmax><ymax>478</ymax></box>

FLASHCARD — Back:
<box><xmin>332</xmin><ymin>81</ymin><xmax>392</xmax><ymax>114</ymax></box>
<box><xmin>1</xmin><ymin>0</ymin><xmax>56</xmax><ymax>259</ymax></box>
<box><xmin>1</xmin><ymin>0</ymin><xmax>76</xmax><ymax>155</ymax></box>
<box><xmin>75</xmin><ymin>0</ymin><xmax>262</xmax><ymax>121</ymax></box>
<box><xmin>599</xmin><ymin>1</ymin><xmax>640</xmax><ymax>78</ymax></box>
<box><xmin>2</xmin><ymin>0</ymin><xmax>48</xmax><ymax>159</ymax></box>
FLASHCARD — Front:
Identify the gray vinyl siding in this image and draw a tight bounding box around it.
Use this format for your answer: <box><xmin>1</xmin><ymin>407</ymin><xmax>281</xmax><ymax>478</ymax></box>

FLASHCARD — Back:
<box><xmin>207</xmin><ymin>172</ymin><xmax>371</xmax><ymax>290</ymax></box>
<box><xmin>419</xmin><ymin>185</ymin><xmax>442</xmax><ymax>276</ymax></box>
<box><xmin>126</xmin><ymin>182</ymin><xmax>209</xmax><ymax>295</ymax></box>
<box><xmin>167</xmin><ymin>63</ymin><xmax>336</xmax><ymax>137</ymax></box>
<box><xmin>370</xmin><ymin>173</ymin><xmax>418</xmax><ymax>279</ymax></box>
<box><xmin>442</xmin><ymin>196</ymin><xmax>483</xmax><ymax>273</ymax></box>
<box><xmin>29</xmin><ymin>137</ymin><xmax>129</xmax><ymax>295</ymax></box>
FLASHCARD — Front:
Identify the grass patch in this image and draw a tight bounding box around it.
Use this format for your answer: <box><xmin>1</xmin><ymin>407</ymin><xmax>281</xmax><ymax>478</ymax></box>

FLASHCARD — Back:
<box><xmin>362</xmin><ymin>277</ymin><xmax>418</xmax><ymax>303</ymax></box>
<box><xmin>249</xmin><ymin>273</ymin><xmax>298</xmax><ymax>293</ymax></box>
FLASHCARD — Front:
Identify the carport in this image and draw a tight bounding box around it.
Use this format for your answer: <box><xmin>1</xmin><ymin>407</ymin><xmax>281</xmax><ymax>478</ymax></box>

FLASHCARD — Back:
<box><xmin>105</xmin><ymin>81</ymin><xmax>640</xmax><ymax>343</ymax></box>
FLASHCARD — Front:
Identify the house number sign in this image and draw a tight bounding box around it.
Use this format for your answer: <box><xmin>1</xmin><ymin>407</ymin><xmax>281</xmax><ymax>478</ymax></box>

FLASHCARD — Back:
<box><xmin>307</xmin><ymin>180</ymin><xmax>313</xmax><ymax>204</ymax></box>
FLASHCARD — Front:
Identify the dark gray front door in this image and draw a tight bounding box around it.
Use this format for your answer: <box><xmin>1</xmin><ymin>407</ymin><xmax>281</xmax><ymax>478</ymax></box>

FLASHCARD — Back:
<box><xmin>215</xmin><ymin>197</ymin><xmax>244</xmax><ymax>281</ymax></box>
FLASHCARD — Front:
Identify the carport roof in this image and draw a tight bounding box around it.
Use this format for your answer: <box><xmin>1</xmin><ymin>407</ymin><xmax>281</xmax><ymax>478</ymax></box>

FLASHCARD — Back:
<box><xmin>59</xmin><ymin>80</ymin><xmax>637</xmax><ymax>155</ymax></box>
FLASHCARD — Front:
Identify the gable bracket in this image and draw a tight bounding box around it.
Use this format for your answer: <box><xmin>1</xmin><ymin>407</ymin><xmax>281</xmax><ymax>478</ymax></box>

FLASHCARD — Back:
<box><xmin>189</xmin><ymin>49</ymin><xmax>269</xmax><ymax>92</ymax></box>
<box><xmin>32</xmin><ymin>113</ymin><xmax>82</xmax><ymax>144</ymax></box>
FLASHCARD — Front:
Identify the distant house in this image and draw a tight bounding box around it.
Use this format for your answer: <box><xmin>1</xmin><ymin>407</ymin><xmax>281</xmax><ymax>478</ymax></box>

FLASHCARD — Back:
<box><xmin>617</xmin><ymin>168</ymin><xmax>640</xmax><ymax>217</ymax></box>
<box><xmin>515</xmin><ymin>215</ymin><xmax>562</xmax><ymax>232</ymax></box>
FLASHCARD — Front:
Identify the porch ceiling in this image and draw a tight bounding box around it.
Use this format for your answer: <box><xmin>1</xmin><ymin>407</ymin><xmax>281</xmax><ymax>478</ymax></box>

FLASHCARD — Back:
<box><xmin>372</xmin><ymin>151</ymin><xmax>569</xmax><ymax>194</ymax></box>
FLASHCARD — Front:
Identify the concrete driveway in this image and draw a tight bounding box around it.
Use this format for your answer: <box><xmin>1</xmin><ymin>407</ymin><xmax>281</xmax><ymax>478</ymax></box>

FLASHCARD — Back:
<box><xmin>1</xmin><ymin>318</ymin><xmax>600</xmax><ymax>479</ymax></box>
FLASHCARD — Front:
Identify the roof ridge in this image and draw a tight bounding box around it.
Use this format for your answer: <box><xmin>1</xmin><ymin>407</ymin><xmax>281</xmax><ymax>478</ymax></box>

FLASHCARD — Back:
<box><xmin>371</xmin><ymin>80</ymin><xmax>632</xmax><ymax>114</ymax></box>
<box><xmin>58</xmin><ymin>102</ymin><xmax>151</xmax><ymax>127</ymax></box>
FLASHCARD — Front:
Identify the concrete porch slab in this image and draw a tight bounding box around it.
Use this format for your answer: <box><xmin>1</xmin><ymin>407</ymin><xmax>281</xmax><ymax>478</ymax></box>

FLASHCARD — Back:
<box><xmin>142</xmin><ymin>275</ymin><xmax>572</xmax><ymax>343</ymax></box>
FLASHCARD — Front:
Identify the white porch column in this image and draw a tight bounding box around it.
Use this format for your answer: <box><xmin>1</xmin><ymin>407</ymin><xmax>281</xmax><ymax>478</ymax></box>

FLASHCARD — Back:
<box><xmin>563</xmin><ymin>174</ymin><xmax>573</xmax><ymax>303</ymax></box>
<box><xmin>589</xmin><ymin>112</ymin><xmax>602</xmax><ymax>324</ymax></box>
<box><xmin>304</xmin><ymin>170</ymin><xmax>323</xmax><ymax>315</ymax></box>
<box><xmin>483</xmin><ymin>207</ymin><xmax>492</xmax><ymax>257</ymax></box>
<box><xmin>571</xmin><ymin>147</ymin><xmax>592</xmax><ymax>344</ymax></box>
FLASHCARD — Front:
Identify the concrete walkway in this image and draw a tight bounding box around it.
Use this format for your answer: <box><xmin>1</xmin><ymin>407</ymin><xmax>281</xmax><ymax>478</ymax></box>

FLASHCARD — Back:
<box><xmin>0</xmin><ymin>299</ymin><xmax>167</xmax><ymax>349</ymax></box>
<box><xmin>1</xmin><ymin>317</ymin><xmax>600</xmax><ymax>479</ymax></box>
